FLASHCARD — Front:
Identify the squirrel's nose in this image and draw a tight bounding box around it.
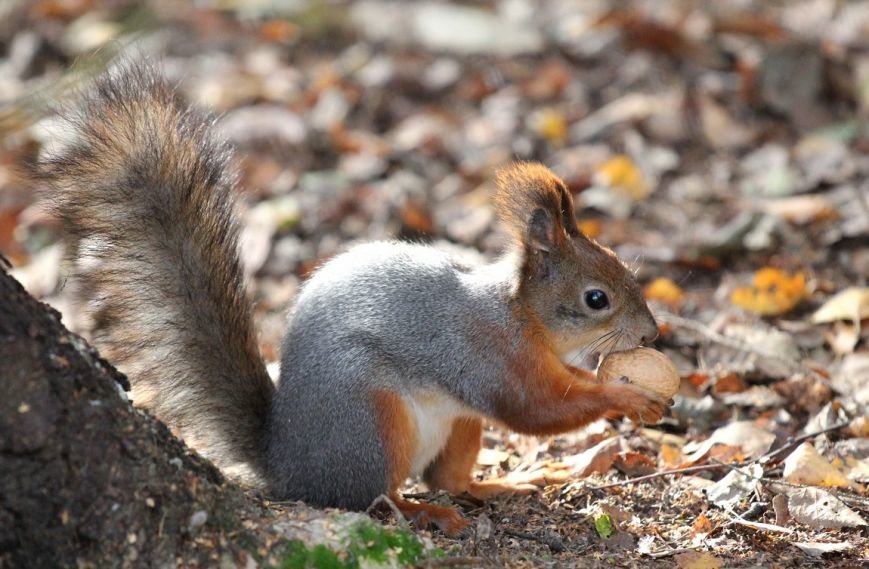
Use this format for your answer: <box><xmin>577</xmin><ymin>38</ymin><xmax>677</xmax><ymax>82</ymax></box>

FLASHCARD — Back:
<box><xmin>640</xmin><ymin>317</ymin><xmax>659</xmax><ymax>345</ymax></box>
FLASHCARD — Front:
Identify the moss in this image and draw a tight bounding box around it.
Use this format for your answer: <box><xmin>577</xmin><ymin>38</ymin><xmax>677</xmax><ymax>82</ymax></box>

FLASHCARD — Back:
<box><xmin>273</xmin><ymin>520</ymin><xmax>442</xmax><ymax>569</ymax></box>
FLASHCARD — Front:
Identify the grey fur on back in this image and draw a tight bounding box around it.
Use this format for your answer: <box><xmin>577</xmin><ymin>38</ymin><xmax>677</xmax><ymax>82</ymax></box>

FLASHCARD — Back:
<box><xmin>35</xmin><ymin>62</ymin><xmax>274</xmax><ymax>482</ymax></box>
<box><xmin>267</xmin><ymin>242</ymin><xmax>522</xmax><ymax>507</ymax></box>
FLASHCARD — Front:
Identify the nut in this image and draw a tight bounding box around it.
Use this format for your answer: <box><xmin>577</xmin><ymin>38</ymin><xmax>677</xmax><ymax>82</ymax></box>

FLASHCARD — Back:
<box><xmin>598</xmin><ymin>347</ymin><xmax>680</xmax><ymax>398</ymax></box>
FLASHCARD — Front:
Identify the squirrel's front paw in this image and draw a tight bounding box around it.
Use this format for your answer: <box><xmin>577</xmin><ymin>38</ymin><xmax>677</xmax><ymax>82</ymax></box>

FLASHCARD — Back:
<box><xmin>603</xmin><ymin>381</ymin><xmax>667</xmax><ymax>424</ymax></box>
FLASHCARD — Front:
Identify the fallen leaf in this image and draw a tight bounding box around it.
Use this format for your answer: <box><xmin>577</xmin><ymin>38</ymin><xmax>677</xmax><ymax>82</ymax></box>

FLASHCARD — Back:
<box><xmin>399</xmin><ymin>202</ymin><xmax>434</xmax><ymax>235</ymax></box>
<box><xmin>826</xmin><ymin>321</ymin><xmax>861</xmax><ymax>355</ymax></box>
<box><xmin>759</xmin><ymin>195</ymin><xmax>838</xmax><ymax>225</ymax></box>
<box><xmin>706</xmin><ymin>464</ymin><xmax>763</xmax><ymax>509</ymax></box>
<box><xmin>699</xmin><ymin>94</ymin><xmax>756</xmax><ymax>149</ymax></box>
<box><xmin>830</xmin><ymin>353</ymin><xmax>869</xmax><ymax>407</ymax></box>
<box><xmin>644</xmin><ymin>277</ymin><xmax>685</xmax><ymax>307</ymax></box>
<box><xmin>674</xmin><ymin>550</ymin><xmax>724</xmax><ymax>569</ymax></box>
<box><xmin>683</xmin><ymin>421</ymin><xmax>776</xmax><ymax>464</ymax></box>
<box><xmin>846</xmin><ymin>416</ymin><xmax>869</xmax><ymax>438</ymax></box>
<box><xmin>658</xmin><ymin>443</ymin><xmax>685</xmax><ymax>469</ymax></box>
<box><xmin>476</xmin><ymin>448</ymin><xmax>509</xmax><ymax>467</ymax></box>
<box><xmin>711</xmin><ymin>373</ymin><xmax>747</xmax><ymax>395</ymax></box>
<box><xmin>721</xmin><ymin>386</ymin><xmax>786</xmax><ymax>409</ymax></box>
<box><xmin>841</xmin><ymin>456</ymin><xmax>869</xmax><ymax>484</ymax></box>
<box><xmin>691</xmin><ymin>513</ymin><xmax>714</xmax><ymax>537</ymax></box>
<box><xmin>563</xmin><ymin>436</ymin><xmax>623</xmax><ymax>477</ymax></box>
<box><xmin>577</xmin><ymin>218</ymin><xmax>602</xmax><ymax>239</ymax></box>
<box><xmin>258</xmin><ymin>19</ymin><xmax>299</xmax><ymax>43</ymax></box>
<box><xmin>614</xmin><ymin>452</ymin><xmax>656</xmax><ymax>477</ymax></box>
<box><xmin>597</xmin><ymin>9</ymin><xmax>697</xmax><ymax>58</ymax></box>
<box><xmin>593</xmin><ymin>155</ymin><xmax>651</xmax><ymax>200</ymax></box>
<box><xmin>787</xmin><ymin>487</ymin><xmax>866</xmax><ymax>529</ymax></box>
<box><xmin>803</xmin><ymin>402</ymin><xmax>848</xmax><ymax>435</ymax></box>
<box><xmin>782</xmin><ymin>443</ymin><xmax>860</xmax><ymax>490</ymax></box>
<box><xmin>594</xmin><ymin>514</ymin><xmax>614</xmax><ymax>539</ymax></box>
<box><xmin>532</xmin><ymin>108</ymin><xmax>569</xmax><ymax>144</ymax></box>
<box><xmin>521</xmin><ymin>59</ymin><xmax>572</xmax><ymax>100</ymax></box>
<box><xmin>811</xmin><ymin>287</ymin><xmax>869</xmax><ymax>324</ymax></box>
<box><xmin>794</xmin><ymin>541</ymin><xmax>854</xmax><ymax>557</ymax></box>
<box><xmin>730</xmin><ymin>268</ymin><xmax>807</xmax><ymax>315</ymax></box>
<box><xmin>571</xmin><ymin>93</ymin><xmax>660</xmax><ymax>141</ymax></box>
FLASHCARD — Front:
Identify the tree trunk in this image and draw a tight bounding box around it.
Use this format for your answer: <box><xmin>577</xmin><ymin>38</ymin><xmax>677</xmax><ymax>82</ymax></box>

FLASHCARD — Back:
<box><xmin>0</xmin><ymin>266</ymin><xmax>261</xmax><ymax>568</ymax></box>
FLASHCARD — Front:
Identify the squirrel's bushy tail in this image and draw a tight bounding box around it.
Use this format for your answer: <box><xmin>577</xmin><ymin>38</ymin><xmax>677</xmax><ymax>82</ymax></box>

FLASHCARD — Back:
<box><xmin>35</xmin><ymin>63</ymin><xmax>274</xmax><ymax>482</ymax></box>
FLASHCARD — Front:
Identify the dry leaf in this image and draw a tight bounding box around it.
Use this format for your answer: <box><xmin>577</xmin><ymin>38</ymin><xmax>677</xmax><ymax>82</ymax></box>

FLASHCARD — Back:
<box><xmin>258</xmin><ymin>19</ymin><xmax>299</xmax><ymax>43</ymax></box>
<box><xmin>658</xmin><ymin>443</ymin><xmax>685</xmax><ymax>469</ymax></box>
<box><xmin>476</xmin><ymin>448</ymin><xmax>509</xmax><ymax>467</ymax></box>
<box><xmin>730</xmin><ymin>267</ymin><xmax>807</xmax><ymax>315</ymax></box>
<box><xmin>399</xmin><ymin>202</ymin><xmax>434</xmax><ymax>235</ymax></box>
<box><xmin>522</xmin><ymin>59</ymin><xmax>571</xmax><ymax>100</ymax></box>
<box><xmin>674</xmin><ymin>550</ymin><xmax>724</xmax><ymax>569</ymax></box>
<box><xmin>706</xmin><ymin>464</ymin><xmax>762</xmax><ymax>508</ymax></box>
<box><xmin>794</xmin><ymin>541</ymin><xmax>853</xmax><ymax>557</ymax></box>
<box><xmin>532</xmin><ymin>108</ymin><xmax>569</xmax><ymax>144</ymax></box>
<box><xmin>841</xmin><ymin>456</ymin><xmax>869</xmax><ymax>484</ymax></box>
<box><xmin>691</xmin><ymin>513</ymin><xmax>714</xmax><ymax>536</ymax></box>
<box><xmin>698</xmin><ymin>95</ymin><xmax>755</xmax><ymax>149</ymax></box>
<box><xmin>782</xmin><ymin>443</ymin><xmax>860</xmax><ymax>490</ymax></box>
<box><xmin>562</xmin><ymin>436</ymin><xmax>623</xmax><ymax>477</ymax></box>
<box><xmin>614</xmin><ymin>452</ymin><xmax>656</xmax><ymax>477</ymax></box>
<box><xmin>811</xmin><ymin>287</ymin><xmax>869</xmax><ymax>324</ymax></box>
<box><xmin>644</xmin><ymin>277</ymin><xmax>685</xmax><ymax>307</ymax></box>
<box><xmin>759</xmin><ymin>195</ymin><xmax>838</xmax><ymax>225</ymax></box>
<box><xmin>593</xmin><ymin>155</ymin><xmax>651</xmax><ymax>200</ymax></box>
<box><xmin>683</xmin><ymin>421</ymin><xmax>775</xmax><ymax>464</ymax></box>
<box><xmin>711</xmin><ymin>373</ymin><xmax>747</xmax><ymax>395</ymax></box>
<box><xmin>831</xmin><ymin>353</ymin><xmax>869</xmax><ymax>407</ymax></box>
<box><xmin>846</xmin><ymin>416</ymin><xmax>869</xmax><ymax>438</ymax></box>
<box><xmin>577</xmin><ymin>218</ymin><xmax>603</xmax><ymax>239</ymax></box>
<box><xmin>787</xmin><ymin>487</ymin><xmax>866</xmax><ymax>529</ymax></box>
<box><xmin>826</xmin><ymin>321</ymin><xmax>861</xmax><ymax>355</ymax></box>
<box><xmin>721</xmin><ymin>386</ymin><xmax>786</xmax><ymax>409</ymax></box>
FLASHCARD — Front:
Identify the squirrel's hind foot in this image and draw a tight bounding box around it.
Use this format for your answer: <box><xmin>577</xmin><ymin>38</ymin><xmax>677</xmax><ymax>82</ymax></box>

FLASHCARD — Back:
<box><xmin>391</xmin><ymin>496</ymin><xmax>470</xmax><ymax>537</ymax></box>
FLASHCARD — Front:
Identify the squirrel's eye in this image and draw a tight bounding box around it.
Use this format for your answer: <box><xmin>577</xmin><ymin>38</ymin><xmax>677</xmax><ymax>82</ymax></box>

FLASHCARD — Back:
<box><xmin>584</xmin><ymin>289</ymin><xmax>609</xmax><ymax>310</ymax></box>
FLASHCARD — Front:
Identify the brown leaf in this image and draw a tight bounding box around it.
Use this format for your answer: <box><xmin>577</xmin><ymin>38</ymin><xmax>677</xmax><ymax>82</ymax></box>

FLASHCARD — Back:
<box><xmin>674</xmin><ymin>551</ymin><xmax>724</xmax><ymax>569</ymax></box>
<box><xmin>787</xmin><ymin>487</ymin><xmax>866</xmax><ymax>529</ymax></box>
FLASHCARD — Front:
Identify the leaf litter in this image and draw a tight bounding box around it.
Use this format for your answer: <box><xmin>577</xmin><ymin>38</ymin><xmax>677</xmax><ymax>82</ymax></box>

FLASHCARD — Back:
<box><xmin>3</xmin><ymin>0</ymin><xmax>869</xmax><ymax>566</ymax></box>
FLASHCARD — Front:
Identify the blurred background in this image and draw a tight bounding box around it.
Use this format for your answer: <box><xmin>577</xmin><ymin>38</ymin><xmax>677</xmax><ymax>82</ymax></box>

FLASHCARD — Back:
<box><xmin>1</xmin><ymin>0</ymin><xmax>867</xmax><ymax>371</ymax></box>
<box><xmin>3</xmin><ymin>2</ymin><xmax>869</xmax><ymax>563</ymax></box>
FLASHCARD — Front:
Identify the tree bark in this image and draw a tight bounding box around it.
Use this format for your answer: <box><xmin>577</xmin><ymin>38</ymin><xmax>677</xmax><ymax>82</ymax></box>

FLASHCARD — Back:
<box><xmin>0</xmin><ymin>266</ymin><xmax>260</xmax><ymax>568</ymax></box>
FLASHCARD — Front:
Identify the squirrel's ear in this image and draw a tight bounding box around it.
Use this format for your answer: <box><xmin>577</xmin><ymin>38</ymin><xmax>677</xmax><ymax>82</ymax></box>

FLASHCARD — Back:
<box><xmin>495</xmin><ymin>163</ymin><xmax>579</xmax><ymax>252</ymax></box>
<box><xmin>528</xmin><ymin>207</ymin><xmax>556</xmax><ymax>252</ymax></box>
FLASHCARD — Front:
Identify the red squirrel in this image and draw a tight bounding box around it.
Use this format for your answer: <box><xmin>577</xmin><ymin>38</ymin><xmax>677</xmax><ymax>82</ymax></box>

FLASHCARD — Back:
<box><xmin>36</xmin><ymin>63</ymin><xmax>664</xmax><ymax>535</ymax></box>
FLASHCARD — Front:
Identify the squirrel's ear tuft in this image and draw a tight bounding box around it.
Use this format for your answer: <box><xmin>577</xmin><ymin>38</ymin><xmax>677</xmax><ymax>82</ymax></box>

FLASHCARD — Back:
<box><xmin>495</xmin><ymin>162</ymin><xmax>579</xmax><ymax>252</ymax></box>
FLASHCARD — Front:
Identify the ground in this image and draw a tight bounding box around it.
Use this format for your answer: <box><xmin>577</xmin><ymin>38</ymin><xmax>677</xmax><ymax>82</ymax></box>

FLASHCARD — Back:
<box><xmin>1</xmin><ymin>0</ymin><xmax>868</xmax><ymax>567</ymax></box>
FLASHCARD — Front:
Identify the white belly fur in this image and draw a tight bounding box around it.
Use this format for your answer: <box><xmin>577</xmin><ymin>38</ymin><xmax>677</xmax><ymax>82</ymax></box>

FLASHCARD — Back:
<box><xmin>406</xmin><ymin>390</ymin><xmax>475</xmax><ymax>476</ymax></box>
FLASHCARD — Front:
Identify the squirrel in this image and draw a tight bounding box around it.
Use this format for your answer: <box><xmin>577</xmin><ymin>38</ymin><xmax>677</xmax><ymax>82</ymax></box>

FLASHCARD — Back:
<box><xmin>35</xmin><ymin>63</ymin><xmax>664</xmax><ymax>535</ymax></box>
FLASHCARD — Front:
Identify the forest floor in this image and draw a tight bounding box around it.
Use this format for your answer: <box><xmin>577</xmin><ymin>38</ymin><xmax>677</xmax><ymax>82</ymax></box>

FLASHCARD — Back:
<box><xmin>2</xmin><ymin>0</ymin><xmax>868</xmax><ymax>567</ymax></box>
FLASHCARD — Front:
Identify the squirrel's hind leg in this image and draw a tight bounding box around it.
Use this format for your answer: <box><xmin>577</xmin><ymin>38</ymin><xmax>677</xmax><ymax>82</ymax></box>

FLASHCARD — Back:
<box><xmin>423</xmin><ymin>417</ymin><xmax>542</xmax><ymax>500</ymax></box>
<box><xmin>372</xmin><ymin>389</ymin><xmax>469</xmax><ymax>536</ymax></box>
<box><xmin>422</xmin><ymin>417</ymin><xmax>481</xmax><ymax>494</ymax></box>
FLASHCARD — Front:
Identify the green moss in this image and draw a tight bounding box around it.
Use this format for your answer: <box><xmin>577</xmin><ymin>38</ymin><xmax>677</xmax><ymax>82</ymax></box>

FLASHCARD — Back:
<box><xmin>274</xmin><ymin>520</ymin><xmax>442</xmax><ymax>569</ymax></box>
<box><xmin>345</xmin><ymin>521</ymin><xmax>425</xmax><ymax>566</ymax></box>
<box><xmin>279</xmin><ymin>541</ymin><xmax>344</xmax><ymax>569</ymax></box>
